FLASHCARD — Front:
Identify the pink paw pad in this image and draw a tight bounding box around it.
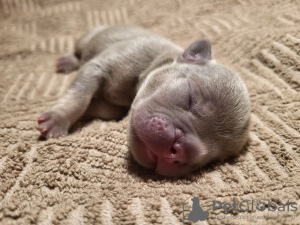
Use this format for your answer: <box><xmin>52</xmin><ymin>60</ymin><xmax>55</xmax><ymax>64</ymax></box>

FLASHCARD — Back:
<box><xmin>38</xmin><ymin>116</ymin><xmax>49</xmax><ymax>124</ymax></box>
<box><xmin>37</xmin><ymin>111</ymin><xmax>69</xmax><ymax>139</ymax></box>
<box><xmin>56</xmin><ymin>55</ymin><xmax>79</xmax><ymax>73</ymax></box>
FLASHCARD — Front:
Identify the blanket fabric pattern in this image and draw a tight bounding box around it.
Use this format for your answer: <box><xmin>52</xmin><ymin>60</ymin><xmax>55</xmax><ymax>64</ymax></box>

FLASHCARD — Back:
<box><xmin>0</xmin><ymin>0</ymin><xmax>299</xmax><ymax>224</ymax></box>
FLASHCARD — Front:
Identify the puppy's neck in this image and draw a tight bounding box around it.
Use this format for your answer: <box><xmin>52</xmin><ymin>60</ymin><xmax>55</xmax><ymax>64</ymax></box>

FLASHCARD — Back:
<box><xmin>137</xmin><ymin>49</ymin><xmax>182</xmax><ymax>89</ymax></box>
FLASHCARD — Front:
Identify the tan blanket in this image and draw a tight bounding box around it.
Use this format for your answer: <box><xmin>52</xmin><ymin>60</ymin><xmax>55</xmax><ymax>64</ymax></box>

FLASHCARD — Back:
<box><xmin>0</xmin><ymin>0</ymin><xmax>299</xmax><ymax>224</ymax></box>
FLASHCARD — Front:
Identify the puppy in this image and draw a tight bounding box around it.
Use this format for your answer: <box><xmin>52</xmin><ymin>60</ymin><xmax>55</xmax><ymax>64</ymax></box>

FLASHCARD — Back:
<box><xmin>38</xmin><ymin>25</ymin><xmax>251</xmax><ymax>177</ymax></box>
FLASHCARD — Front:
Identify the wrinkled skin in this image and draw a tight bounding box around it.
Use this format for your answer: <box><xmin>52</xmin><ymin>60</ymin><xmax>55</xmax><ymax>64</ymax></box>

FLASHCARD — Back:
<box><xmin>38</xmin><ymin>25</ymin><xmax>251</xmax><ymax>177</ymax></box>
<box><xmin>129</xmin><ymin>63</ymin><xmax>250</xmax><ymax>176</ymax></box>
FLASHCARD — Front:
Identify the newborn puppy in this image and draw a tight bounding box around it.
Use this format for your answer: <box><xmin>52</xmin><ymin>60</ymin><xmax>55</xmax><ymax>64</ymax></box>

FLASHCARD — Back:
<box><xmin>38</xmin><ymin>25</ymin><xmax>251</xmax><ymax>177</ymax></box>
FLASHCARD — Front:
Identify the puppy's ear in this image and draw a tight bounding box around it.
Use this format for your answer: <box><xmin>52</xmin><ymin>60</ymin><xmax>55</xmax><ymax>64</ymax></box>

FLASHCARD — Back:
<box><xmin>178</xmin><ymin>39</ymin><xmax>211</xmax><ymax>64</ymax></box>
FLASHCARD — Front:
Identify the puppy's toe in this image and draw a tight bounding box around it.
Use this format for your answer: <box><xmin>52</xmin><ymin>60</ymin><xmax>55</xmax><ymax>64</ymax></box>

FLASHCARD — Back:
<box><xmin>37</xmin><ymin>111</ymin><xmax>69</xmax><ymax>139</ymax></box>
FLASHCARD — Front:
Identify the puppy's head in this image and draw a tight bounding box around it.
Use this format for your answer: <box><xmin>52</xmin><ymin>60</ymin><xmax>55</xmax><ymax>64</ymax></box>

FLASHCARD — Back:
<box><xmin>128</xmin><ymin>40</ymin><xmax>250</xmax><ymax>177</ymax></box>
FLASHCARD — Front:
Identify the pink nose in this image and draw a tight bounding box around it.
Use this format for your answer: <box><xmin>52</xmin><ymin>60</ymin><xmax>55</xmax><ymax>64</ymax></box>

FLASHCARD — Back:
<box><xmin>142</xmin><ymin>116</ymin><xmax>175</xmax><ymax>151</ymax></box>
<box><xmin>161</xmin><ymin>142</ymin><xmax>187</xmax><ymax>166</ymax></box>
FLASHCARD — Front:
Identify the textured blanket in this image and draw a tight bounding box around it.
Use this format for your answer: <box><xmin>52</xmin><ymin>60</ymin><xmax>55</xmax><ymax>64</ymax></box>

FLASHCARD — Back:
<box><xmin>0</xmin><ymin>0</ymin><xmax>299</xmax><ymax>224</ymax></box>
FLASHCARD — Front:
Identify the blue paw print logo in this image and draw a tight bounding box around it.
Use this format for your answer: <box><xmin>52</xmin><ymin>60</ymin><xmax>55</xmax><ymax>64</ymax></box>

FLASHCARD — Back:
<box><xmin>256</xmin><ymin>201</ymin><xmax>266</xmax><ymax>211</ymax></box>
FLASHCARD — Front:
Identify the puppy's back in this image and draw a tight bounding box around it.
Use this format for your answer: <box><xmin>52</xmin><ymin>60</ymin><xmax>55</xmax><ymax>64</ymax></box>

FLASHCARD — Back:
<box><xmin>77</xmin><ymin>26</ymin><xmax>160</xmax><ymax>64</ymax></box>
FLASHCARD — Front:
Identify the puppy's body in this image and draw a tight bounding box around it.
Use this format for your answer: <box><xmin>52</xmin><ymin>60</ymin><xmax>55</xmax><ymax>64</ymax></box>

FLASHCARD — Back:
<box><xmin>38</xmin><ymin>26</ymin><xmax>250</xmax><ymax>177</ymax></box>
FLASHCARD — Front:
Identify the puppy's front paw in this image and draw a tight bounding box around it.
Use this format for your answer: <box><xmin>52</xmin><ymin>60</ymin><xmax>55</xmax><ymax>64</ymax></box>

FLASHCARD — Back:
<box><xmin>38</xmin><ymin>111</ymin><xmax>69</xmax><ymax>139</ymax></box>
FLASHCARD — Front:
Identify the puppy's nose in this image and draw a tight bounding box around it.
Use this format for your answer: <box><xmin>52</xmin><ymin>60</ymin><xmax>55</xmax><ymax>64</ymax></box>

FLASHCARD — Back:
<box><xmin>162</xmin><ymin>142</ymin><xmax>187</xmax><ymax>166</ymax></box>
<box><xmin>142</xmin><ymin>116</ymin><xmax>174</xmax><ymax>151</ymax></box>
<box><xmin>147</xmin><ymin>116</ymin><xmax>169</xmax><ymax>135</ymax></box>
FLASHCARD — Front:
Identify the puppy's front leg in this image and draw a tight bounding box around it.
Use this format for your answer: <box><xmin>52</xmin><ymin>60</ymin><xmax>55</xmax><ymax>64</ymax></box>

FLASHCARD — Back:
<box><xmin>38</xmin><ymin>62</ymin><xmax>102</xmax><ymax>138</ymax></box>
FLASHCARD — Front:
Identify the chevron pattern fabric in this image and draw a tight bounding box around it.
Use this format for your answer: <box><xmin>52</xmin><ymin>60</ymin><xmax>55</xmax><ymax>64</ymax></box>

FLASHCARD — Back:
<box><xmin>0</xmin><ymin>0</ymin><xmax>300</xmax><ymax>224</ymax></box>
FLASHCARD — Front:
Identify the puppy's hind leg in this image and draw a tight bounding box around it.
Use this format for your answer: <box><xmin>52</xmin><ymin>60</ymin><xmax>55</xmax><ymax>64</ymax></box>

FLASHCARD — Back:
<box><xmin>56</xmin><ymin>26</ymin><xmax>107</xmax><ymax>74</ymax></box>
<box><xmin>56</xmin><ymin>54</ymin><xmax>80</xmax><ymax>74</ymax></box>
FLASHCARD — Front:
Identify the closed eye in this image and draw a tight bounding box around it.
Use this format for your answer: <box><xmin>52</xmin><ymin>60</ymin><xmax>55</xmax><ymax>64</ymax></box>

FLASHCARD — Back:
<box><xmin>188</xmin><ymin>93</ymin><xmax>192</xmax><ymax>111</ymax></box>
<box><xmin>188</xmin><ymin>82</ymin><xmax>193</xmax><ymax>111</ymax></box>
